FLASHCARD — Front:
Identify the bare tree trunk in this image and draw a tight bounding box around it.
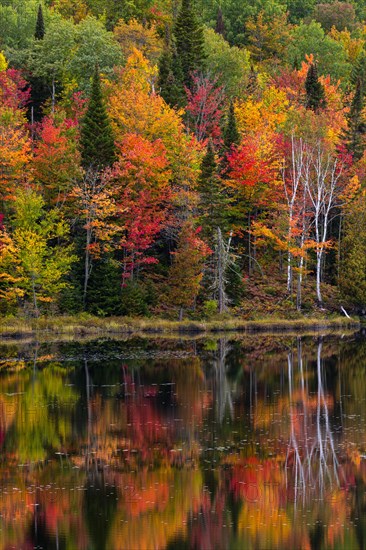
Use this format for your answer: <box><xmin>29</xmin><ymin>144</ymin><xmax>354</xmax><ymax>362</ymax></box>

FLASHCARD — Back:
<box><xmin>83</xmin><ymin>225</ymin><xmax>92</xmax><ymax>310</ymax></box>
<box><xmin>217</xmin><ymin>228</ymin><xmax>226</xmax><ymax>314</ymax></box>
<box><xmin>31</xmin><ymin>274</ymin><xmax>39</xmax><ymax>318</ymax></box>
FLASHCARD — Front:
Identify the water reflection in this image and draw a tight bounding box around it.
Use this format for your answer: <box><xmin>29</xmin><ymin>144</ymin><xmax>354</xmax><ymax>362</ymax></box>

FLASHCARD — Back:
<box><xmin>0</xmin><ymin>334</ymin><xmax>365</xmax><ymax>549</ymax></box>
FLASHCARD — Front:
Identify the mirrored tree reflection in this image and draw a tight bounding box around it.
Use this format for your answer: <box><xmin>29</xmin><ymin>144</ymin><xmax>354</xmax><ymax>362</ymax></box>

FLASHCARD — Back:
<box><xmin>214</xmin><ymin>338</ymin><xmax>234</xmax><ymax>424</ymax></box>
<box><xmin>285</xmin><ymin>339</ymin><xmax>341</xmax><ymax>505</ymax></box>
<box><xmin>0</xmin><ymin>334</ymin><xmax>365</xmax><ymax>549</ymax></box>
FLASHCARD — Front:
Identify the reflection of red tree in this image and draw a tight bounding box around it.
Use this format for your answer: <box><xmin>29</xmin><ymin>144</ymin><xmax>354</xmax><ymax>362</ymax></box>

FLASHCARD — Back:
<box><xmin>229</xmin><ymin>457</ymin><xmax>287</xmax><ymax>507</ymax></box>
<box><xmin>123</xmin><ymin>374</ymin><xmax>176</xmax><ymax>462</ymax></box>
<box><xmin>189</xmin><ymin>490</ymin><xmax>228</xmax><ymax>550</ymax></box>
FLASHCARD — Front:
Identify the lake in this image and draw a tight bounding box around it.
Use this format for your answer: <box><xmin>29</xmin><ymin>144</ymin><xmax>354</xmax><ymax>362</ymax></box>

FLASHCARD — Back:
<box><xmin>0</xmin><ymin>331</ymin><xmax>365</xmax><ymax>549</ymax></box>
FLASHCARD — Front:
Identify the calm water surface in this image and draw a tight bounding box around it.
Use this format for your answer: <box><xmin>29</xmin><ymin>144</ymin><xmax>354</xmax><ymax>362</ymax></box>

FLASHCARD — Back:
<box><xmin>0</xmin><ymin>332</ymin><xmax>366</xmax><ymax>549</ymax></box>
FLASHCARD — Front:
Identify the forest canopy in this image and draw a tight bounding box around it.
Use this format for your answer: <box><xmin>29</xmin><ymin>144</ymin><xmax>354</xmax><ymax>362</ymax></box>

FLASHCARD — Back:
<box><xmin>1</xmin><ymin>0</ymin><xmax>366</xmax><ymax>319</ymax></box>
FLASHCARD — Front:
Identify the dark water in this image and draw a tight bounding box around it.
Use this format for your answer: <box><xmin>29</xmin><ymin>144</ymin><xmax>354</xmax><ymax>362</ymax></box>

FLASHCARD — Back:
<box><xmin>0</xmin><ymin>332</ymin><xmax>366</xmax><ymax>549</ymax></box>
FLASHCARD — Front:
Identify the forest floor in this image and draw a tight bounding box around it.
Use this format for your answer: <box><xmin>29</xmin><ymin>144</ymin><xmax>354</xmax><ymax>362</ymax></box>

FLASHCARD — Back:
<box><xmin>0</xmin><ymin>313</ymin><xmax>360</xmax><ymax>340</ymax></box>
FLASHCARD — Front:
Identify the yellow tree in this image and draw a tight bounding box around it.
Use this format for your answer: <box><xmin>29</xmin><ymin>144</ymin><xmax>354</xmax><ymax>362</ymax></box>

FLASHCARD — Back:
<box><xmin>107</xmin><ymin>49</ymin><xmax>202</xmax><ymax>211</ymax></box>
<box><xmin>113</xmin><ymin>19</ymin><xmax>163</xmax><ymax>64</ymax></box>
<box><xmin>0</xmin><ymin>188</ymin><xmax>76</xmax><ymax>315</ymax></box>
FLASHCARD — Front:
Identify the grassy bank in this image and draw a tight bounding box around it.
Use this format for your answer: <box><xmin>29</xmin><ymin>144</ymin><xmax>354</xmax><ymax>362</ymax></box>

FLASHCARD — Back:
<box><xmin>0</xmin><ymin>314</ymin><xmax>360</xmax><ymax>339</ymax></box>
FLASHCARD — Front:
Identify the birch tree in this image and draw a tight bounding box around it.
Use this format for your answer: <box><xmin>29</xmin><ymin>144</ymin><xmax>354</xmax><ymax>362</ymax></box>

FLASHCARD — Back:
<box><xmin>303</xmin><ymin>143</ymin><xmax>345</xmax><ymax>305</ymax></box>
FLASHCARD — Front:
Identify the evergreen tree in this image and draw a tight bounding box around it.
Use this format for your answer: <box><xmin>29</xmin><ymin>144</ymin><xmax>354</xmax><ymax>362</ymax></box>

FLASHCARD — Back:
<box><xmin>157</xmin><ymin>45</ymin><xmax>185</xmax><ymax>108</ymax></box>
<box><xmin>80</xmin><ymin>67</ymin><xmax>116</xmax><ymax>170</ymax></box>
<box><xmin>28</xmin><ymin>4</ymin><xmax>48</xmax><ymax>122</ymax></box>
<box><xmin>198</xmin><ymin>140</ymin><xmax>228</xmax><ymax>238</ymax></box>
<box><xmin>87</xmin><ymin>256</ymin><xmax>123</xmax><ymax>316</ymax></box>
<box><xmin>174</xmin><ymin>0</ymin><xmax>205</xmax><ymax>87</ymax></box>
<box><xmin>344</xmin><ymin>52</ymin><xmax>366</xmax><ymax>160</ymax></box>
<box><xmin>223</xmin><ymin>102</ymin><xmax>240</xmax><ymax>151</ymax></box>
<box><xmin>215</xmin><ymin>7</ymin><xmax>225</xmax><ymax>37</ymax></box>
<box><xmin>305</xmin><ymin>63</ymin><xmax>327</xmax><ymax>112</ymax></box>
<box><xmin>340</xmin><ymin>193</ymin><xmax>366</xmax><ymax>309</ymax></box>
<box><xmin>35</xmin><ymin>4</ymin><xmax>45</xmax><ymax>40</ymax></box>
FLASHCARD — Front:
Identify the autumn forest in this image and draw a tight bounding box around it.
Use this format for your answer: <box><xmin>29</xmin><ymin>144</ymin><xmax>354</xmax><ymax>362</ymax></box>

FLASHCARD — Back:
<box><xmin>1</xmin><ymin>0</ymin><xmax>366</xmax><ymax>320</ymax></box>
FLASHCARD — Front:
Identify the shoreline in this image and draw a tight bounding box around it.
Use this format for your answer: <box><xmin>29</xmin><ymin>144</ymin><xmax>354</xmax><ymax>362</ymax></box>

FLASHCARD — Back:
<box><xmin>0</xmin><ymin>315</ymin><xmax>360</xmax><ymax>339</ymax></box>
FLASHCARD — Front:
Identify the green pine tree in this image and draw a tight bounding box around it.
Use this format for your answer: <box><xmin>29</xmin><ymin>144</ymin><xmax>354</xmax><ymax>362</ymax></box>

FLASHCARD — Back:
<box><xmin>174</xmin><ymin>0</ymin><xmax>206</xmax><ymax>87</ymax></box>
<box><xmin>223</xmin><ymin>102</ymin><xmax>240</xmax><ymax>151</ymax></box>
<box><xmin>340</xmin><ymin>193</ymin><xmax>366</xmax><ymax>309</ymax></box>
<box><xmin>35</xmin><ymin>4</ymin><xmax>45</xmax><ymax>40</ymax></box>
<box><xmin>87</xmin><ymin>256</ymin><xmax>123</xmax><ymax>316</ymax></box>
<box><xmin>158</xmin><ymin>45</ymin><xmax>185</xmax><ymax>108</ymax></box>
<box><xmin>28</xmin><ymin>4</ymin><xmax>47</xmax><ymax>122</ymax></box>
<box><xmin>305</xmin><ymin>63</ymin><xmax>327</xmax><ymax>112</ymax></box>
<box><xmin>344</xmin><ymin>52</ymin><xmax>366</xmax><ymax>160</ymax></box>
<box><xmin>198</xmin><ymin>140</ymin><xmax>229</xmax><ymax>239</ymax></box>
<box><xmin>215</xmin><ymin>7</ymin><xmax>225</xmax><ymax>37</ymax></box>
<box><xmin>80</xmin><ymin>67</ymin><xmax>116</xmax><ymax>170</ymax></box>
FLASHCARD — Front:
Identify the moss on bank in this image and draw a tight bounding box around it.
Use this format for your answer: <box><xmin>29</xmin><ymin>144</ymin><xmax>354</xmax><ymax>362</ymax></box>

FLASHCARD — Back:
<box><xmin>0</xmin><ymin>314</ymin><xmax>360</xmax><ymax>339</ymax></box>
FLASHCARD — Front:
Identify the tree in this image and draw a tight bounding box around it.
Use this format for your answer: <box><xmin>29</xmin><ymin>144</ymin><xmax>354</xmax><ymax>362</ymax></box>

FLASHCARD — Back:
<box><xmin>215</xmin><ymin>7</ymin><xmax>225</xmax><ymax>37</ymax></box>
<box><xmin>198</xmin><ymin>140</ymin><xmax>228</xmax><ymax>238</ymax></box>
<box><xmin>303</xmin><ymin>143</ymin><xmax>349</xmax><ymax>304</ymax></box>
<box><xmin>157</xmin><ymin>44</ymin><xmax>185</xmax><ymax>108</ymax></box>
<box><xmin>185</xmin><ymin>73</ymin><xmax>225</xmax><ymax>143</ymax></box>
<box><xmin>33</xmin><ymin>115</ymin><xmax>82</xmax><ymax>204</ymax></box>
<box><xmin>286</xmin><ymin>0</ymin><xmax>316</xmax><ymax>23</ymax></box>
<box><xmin>305</xmin><ymin>63</ymin><xmax>327</xmax><ymax>112</ymax></box>
<box><xmin>80</xmin><ymin>67</ymin><xmax>116</xmax><ymax>170</ymax></box>
<box><xmin>0</xmin><ymin>108</ymin><xmax>31</xmax><ymax>204</ymax></box>
<box><xmin>340</xmin><ymin>191</ymin><xmax>366</xmax><ymax>309</ymax></box>
<box><xmin>70</xmin><ymin>169</ymin><xmax>120</xmax><ymax>308</ymax></box>
<box><xmin>35</xmin><ymin>4</ymin><xmax>45</xmax><ymax>40</ymax></box>
<box><xmin>246</xmin><ymin>11</ymin><xmax>291</xmax><ymax>64</ymax></box>
<box><xmin>203</xmin><ymin>28</ymin><xmax>251</xmax><ymax>100</ymax></box>
<box><xmin>28</xmin><ymin>15</ymin><xmax>75</xmax><ymax>115</ymax></box>
<box><xmin>286</xmin><ymin>21</ymin><xmax>351</xmax><ymax>82</ymax></box>
<box><xmin>174</xmin><ymin>0</ymin><xmax>205</xmax><ymax>86</ymax></box>
<box><xmin>67</xmin><ymin>16</ymin><xmax>122</xmax><ymax>91</ymax></box>
<box><xmin>30</xmin><ymin>5</ymin><xmax>48</xmax><ymax>122</ymax></box>
<box><xmin>0</xmin><ymin>188</ymin><xmax>76</xmax><ymax>315</ymax></box>
<box><xmin>167</xmin><ymin>220</ymin><xmax>211</xmax><ymax>320</ymax></box>
<box><xmin>344</xmin><ymin>52</ymin><xmax>366</xmax><ymax>160</ymax></box>
<box><xmin>223</xmin><ymin>101</ymin><xmax>240</xmax><ymax>151</ymax></box>
<box><xmin>110</xmin><ymin>133</ymin><xmax>172</xmax><ymax>281</ymax></box>
<box><xmin>107</xmin><ymin>51</ymin><xmax>199</xmax><ymax>193</ymax></box>
<box><xmin>113</xmin><ymin>18</ymin><xmax>163</xmax><ymax>64</ymax></box>
<box><xmin>313</xmin><ymin>2</ymin><xmax>356</xmax><ymax>32</ymax></box>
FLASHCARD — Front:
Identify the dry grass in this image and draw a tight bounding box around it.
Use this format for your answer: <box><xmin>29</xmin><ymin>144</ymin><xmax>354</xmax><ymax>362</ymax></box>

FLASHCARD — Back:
<box><xmin>0</xmin><ymin>313</ymin><xmax>359</xmax><ymax>339</ymax></box>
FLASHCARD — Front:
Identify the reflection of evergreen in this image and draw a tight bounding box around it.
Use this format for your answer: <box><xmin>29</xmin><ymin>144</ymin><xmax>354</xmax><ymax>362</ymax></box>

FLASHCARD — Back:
<box><xmin>29</xmin><ymin>512</ymin><xmax>67</xmax><ymax>550</ymax></box>
<box><xmin>309</xmin><ymin>519</ymin><xmax>325</xmax><ymax>550</ymax></box>
<box><xmin>84</xmin><ymin>475</ymin><xmax>118</xmax><ymax>550</ymax></box>
<box><xmin>165</xmin><ymin>535</ymin><xmax>190</xmax><ymax>549</ymax></box>
<box><xmin>227</xmin><ymin>490</ymin><xmax>242</xmax><ymax>536</ymax></box>
<box><xmin>202</xmin><ymin>465</ymin><xmax>218</xmax><ymax>502</ymax></box>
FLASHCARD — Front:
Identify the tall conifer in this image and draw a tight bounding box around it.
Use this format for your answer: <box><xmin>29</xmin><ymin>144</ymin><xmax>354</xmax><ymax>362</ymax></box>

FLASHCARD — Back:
<box><xmin>174</xmin><ymin>0</ymin><xmax>205</xmax><ymax>86</ymax></box>
<box><xmin>223</xmin><ymin>102</ymin><xmax>240</xmax><ymax>151</ymax></box>
<box><xmin>28</xmin><ymin>4</ymin><xmax>47</xmax><ymax>122</ymax></box>
<box><xmin>305</xmin><ymin>63</ymin><xmax>326</xmax><ymax>112</ymax></box>
<box><xmin>80</xmin><ymin>67</ymin><xmax>116</xmax><ymax>170</ymax></box>
<box><xmin>199</xmin><ymin>140</ymin><xmax>228</xmax><ymax>238</ymax></box>
<box><xmin>344</xmin><ymin>52</ymin><xmax>366</xmax><ymax>160</ymax></box>
<box><xmin>215</xmin><ymin>8</ymin><xmax>225</xmax><ymax>36</ymax></box>
<box><xmin>35</xmin><ymin>4</ymin><xmax>45</xmax><ymax>40</ymax></box>
<box><xmin>158</xmin><ymin>45</ymin><xmax>185</xmax><ymax>108</ymax></box>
